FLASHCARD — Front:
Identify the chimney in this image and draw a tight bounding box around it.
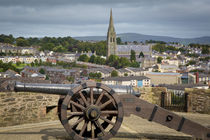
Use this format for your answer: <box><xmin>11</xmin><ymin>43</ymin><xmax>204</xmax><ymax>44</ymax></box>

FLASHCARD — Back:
<box><xmin>195</xmin><ymin>72</ymin><xmax>199</xmax><ymax>83</ymax></box>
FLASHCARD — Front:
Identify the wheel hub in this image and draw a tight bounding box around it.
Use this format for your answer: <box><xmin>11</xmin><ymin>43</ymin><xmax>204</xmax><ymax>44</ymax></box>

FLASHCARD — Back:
<box><xmin>86</xmin><ymin>105</ymin><xmax>101</xmax><ymax>121</ymax></box>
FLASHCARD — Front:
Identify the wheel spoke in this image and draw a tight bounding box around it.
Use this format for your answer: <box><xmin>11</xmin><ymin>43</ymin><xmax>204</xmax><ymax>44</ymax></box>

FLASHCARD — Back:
<box><xmin>90</xmin><ymin>88</ymin><xmax>94</xmax><ymax>104</ymax></box>
<box><xmin>100</xmin><ymin>116</ymin><xmax>115</xmax><ymax>125</ymax></box>
<box><xmin>68</xmin><ymin>115</ymin><xmax>74</xmax><ymax>120</ymax></box>
<box><xmin>67</xmin><ymin>112</ymin><xmax>83</xmax><ymax>120</ymax></box>
<box><xmin>100</xmin><ymin>99</ymin><xmax>113</xmax><ymax>110</ymax></box>
<box><xmin>95</xmin><ymin>120</ymin><xmax>105</xmax><ymax>135</ymax></box>
<box><xmin>91</xmin><ymin>121</ymin><xmax>95</xmax><ymax>139</ymax></box>
<box><xmin>106</xmin><ymin>94</ymin><xmax>117</xmax><ymax>108</ymax></box>
<box><xmin>95</xmin><ymin>90</ymin><xmax>105</xmax><ymax>105</ymax></box>
<box><xmin>72</xmin><ymin>117</ymin><xmax>84</xmax><ymax>128</ymax></box>
<box><xmin>72</xmin><ymin>116</ymin><xmax>82</xmax><ymax>130</ymax></box>
<box><xmin>79</xmin><ymin>120</ymin><xmax>88</xmax><ymax>136</ymax></box>
<box><xmin>79</xmin><ymin>91</ymin><xmax>89</xmax><ymax>106</ymax></box>
<box><xmin>101</xmin><ymin>110</ymin><xmax>118</xmax><ymax>115</ymax></box>
<box><xmin>68</xmin><ymin>112</ymin><xmax>83</xmax><ymax>116</ymax></box>
<box><xmin>70</xmin><ymin>101</ymin><xmax>85</xmax><ymax>110</ymax></box>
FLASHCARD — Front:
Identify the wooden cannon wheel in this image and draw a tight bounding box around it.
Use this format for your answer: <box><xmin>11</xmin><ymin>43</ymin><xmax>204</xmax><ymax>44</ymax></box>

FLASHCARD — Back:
<box><xmin>60</xmin><ymin>82</ymin><xmax>123</xmax><ymax>140</ymax></box>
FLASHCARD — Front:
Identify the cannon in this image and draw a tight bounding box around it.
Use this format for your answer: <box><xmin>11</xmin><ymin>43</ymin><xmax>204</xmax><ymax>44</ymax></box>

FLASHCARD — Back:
<box><xmin>15</xmin><ymin>82</ymin><xmax>210</xmax><ymax>140</ymax></box>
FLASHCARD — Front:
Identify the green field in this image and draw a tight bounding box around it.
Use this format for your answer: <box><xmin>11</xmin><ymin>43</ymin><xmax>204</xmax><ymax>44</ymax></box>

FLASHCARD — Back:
<box><xmin>12</xmin><ymin>63</ymin><xmax>30</xmax><ymax>69</ymax></box>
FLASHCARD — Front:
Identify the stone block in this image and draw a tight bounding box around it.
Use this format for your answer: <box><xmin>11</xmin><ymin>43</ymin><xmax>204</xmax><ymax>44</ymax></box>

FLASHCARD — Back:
<box><xmin>3</xmin><ymin>98</ymin><xmax>15</xmax><ymax>102</ymax></box>
<box><xmin>36</xmin><ymin>96</ymin><xmax>44</xmax><ymax>99</ymax></box>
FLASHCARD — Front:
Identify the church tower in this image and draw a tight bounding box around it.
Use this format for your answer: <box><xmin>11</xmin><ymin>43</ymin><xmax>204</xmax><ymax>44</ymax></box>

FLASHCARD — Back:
<box><xmin>107</xmin><ymin>9</ymin><xmax>117</xmax><ymax>58</ymax></box>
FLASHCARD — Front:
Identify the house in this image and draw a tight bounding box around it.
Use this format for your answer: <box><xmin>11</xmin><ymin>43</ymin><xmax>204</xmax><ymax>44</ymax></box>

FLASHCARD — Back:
<box><xmin>181</xmin><ymin>73</ymin><xmax>196</xmax><ymax>84</ymax></box>
<box><xmin>117</xmin><ymin>68</ymin><xmax>131</xmax><ymax>77</ymax></box>
<box><xmin>63</xmin><ymin>53</ymin><xmax>76</xmax><ymax>62</ymax></box>
<box><xmin>0</xmin><ymin>46</ymin><xmax>21</xmax><ymax>54</ymax></box>
<box><xmin>158</xmin><ymin>64</ymin><xmax>178</xmax><ymax>73</ymax></box>
<box><xmin>195</xmin><ymin>73</ymin><xmax>209</xmax><ymax>84</ymax></box>
<box><xmin>139</xmin><ymin>56</ymin><xmax>156</xmax><ymax>68</ymax></box>
<box><xmin>46</xmin><ymin>57</ymin><xmax>57</xmax><ymax>65</ymax></box>
<box><xmin>102</xmin><ymin>76</ymin><xmax>150</xmax><ymax>87</ymax></box>
<box><xmin>162</xmin><ymin>59</ymin><xmax>180</xmax><ymax>67</ymax></box>
<box><xmin>0</xmin><ymin>69</ymin><xmax>20</xmax><ymax>78</ymax></box>
<box><xmin>88</xmin><ymin>68</ymin><xmax>112</xmax><ymax>78</ymax></box>
<box><xmin>21</xmin><ymin>68</ymin><xmax>46</xmax><ymax>80</ymax></box>
<box><xmin>124</xmin><ymin>67</ymin><xmax>147</xmax><ymax>76</ymax></box>
<box><xmin>146</xmin><ymin>72</ymin><xmax>182</xmax><ymax>86</ymax></box>
<box><xmin>21</xmin><ymin>47</ymin><xmax>36</xmax><ymax>55</ymax></box>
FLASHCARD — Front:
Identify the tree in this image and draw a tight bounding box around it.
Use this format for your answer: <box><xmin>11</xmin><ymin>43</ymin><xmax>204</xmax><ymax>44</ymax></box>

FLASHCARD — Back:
<box><xmin>186</xmin><ymin>60</ymin><xmax>196</xmax><ymax>66</ymax></box>
<box><xmin>39</xmin><ymin>59</ymin><xmax>42</xmax><ymax>66</ymax></box>
<box><xmin>130</xmin><ymin>50</ymin><xmax>136</xmax><ymax>62</ymax></box>
<box><xmin>202</xmin><ymin>46</ymin><xmax>209</xmax><ymax>54</ymax></box>
<box><xmin>40</xmin><ymin>43</ymin><xmax>55</xmax><ymax>51</ymax></box>
<box><xmin>39</xmin><ymin>68</ymin><xmax>45</xmax><ymax>74</ymax></box>
<box><xmin>89</xmin><ymin>72</ymin><xmax>102</xmax><ymax>79</ymax></box>
<box><xmin>53</xmin><ymin>45</ymin><xmax>67</xmax><ymax>52</ymax></box>
<box><xmin>106</xmin><ymin>55</ymin><xmax>119</xmax><ymax>67</ymax></box>
<box><xmin>16</xmin><ymin>61</ymin><xmax>21</xmax><ymax>66</ymax></box>
<box><xmin>67</xmin><ymin>76</ymin><xmax>75</xmax><ymax>83</ymax></box>
<box><xmin>111</xmin><ymin>70</ymin><xmax>118</xmax><ymax>77</ymax></box>
<box><xmin>31</xmin><ymin>62</ymin><xmax>35</xmax><ymax>67</ymax></box>
<box><xmin>116</xmin><ymin>37</ymin><xmax>122</xmax><ymax>44</ymax></box>
<box><xmin>152</xmin><ymin>43</ymin><xmax>166</xmax><ymax>53</ymax></box>
<box><xmin>34</xmin><ymin>59</ymin><xmax>39</xmax><ymax>66</ymax></box>
<box><xmin>157</xmin><ymin>56</ymin><xmax>163</xmax><ymax>64</ymax></box>
<box><xmin>89</xmin><ymin>55</ymin><xmax>96</xmax><ymax>63</ymax></box>
<box><xmin>133</xmin><ymin>41</ymin><xmax>138</xmax><ymax>45</ymax></box>
<box><xmin>139</xmin><ymin>51</ymin><xmax>144</xmax><ymax>58</ymax></box>
<box><xmin>130</xmin><ymin>62</ymin><xmax>140</xmax><ymax>68</ymax></box>
<box><xmin>118</xmin><ymin>57</ymin><xmax>130</xmax><ymax>68</ymax></box>
<box><xmin>16</xmin><ymin>37</ymin><xmax>29</xmax><ymax>47</ymax></box>
<box><xmin>78</xmin><ymin>54</ymin><xmax>89</xmax><ymax>62</ymax></box>
<box><xmin>45</xmin><ymin>75</ymin><xmax>49</xmax><ymax>80</ymax></box>
<box><xmin>124</xmin><ymin>73</ymin><xmax>128</xmax><ymax>76</ymax></box>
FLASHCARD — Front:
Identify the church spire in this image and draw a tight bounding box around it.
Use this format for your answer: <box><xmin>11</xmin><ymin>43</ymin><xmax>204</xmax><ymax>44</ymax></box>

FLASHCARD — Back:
<box><xmin>107</xmin><ymin>8</ymin><xmax>117</xmax><ymax>57</ymax></box>
<box><xmin>108</xmin><ymin>8</ymin><xmax>115</xmax><ymax>32</ymax></box>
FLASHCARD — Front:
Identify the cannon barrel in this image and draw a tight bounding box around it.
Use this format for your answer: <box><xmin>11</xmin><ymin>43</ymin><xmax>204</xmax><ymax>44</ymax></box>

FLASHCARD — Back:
<box><xmin>15</xmin><ymin>82</ymin><xmax>140</xmax><ymax>96</ymax></box>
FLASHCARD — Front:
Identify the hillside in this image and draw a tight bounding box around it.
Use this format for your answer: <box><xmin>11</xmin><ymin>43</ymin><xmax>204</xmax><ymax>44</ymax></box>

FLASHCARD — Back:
<box><xmin>74</xmin><ymin>33</ymin><xmax>210</xmax><ymax>45</ymax></box>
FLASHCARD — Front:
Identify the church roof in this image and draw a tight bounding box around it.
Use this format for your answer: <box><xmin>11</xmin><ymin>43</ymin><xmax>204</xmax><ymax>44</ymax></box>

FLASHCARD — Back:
<box><xmin>117</xmin><ymin>45</ymin><xmax>151</xmax><ymax>52</ymax></box>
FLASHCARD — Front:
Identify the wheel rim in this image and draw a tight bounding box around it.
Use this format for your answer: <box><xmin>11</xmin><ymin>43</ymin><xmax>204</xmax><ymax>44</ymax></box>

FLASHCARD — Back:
<box><xmin>61</xmin><ymin>82</ymin><xmax>123</xmax><ymax>140</ymax></box>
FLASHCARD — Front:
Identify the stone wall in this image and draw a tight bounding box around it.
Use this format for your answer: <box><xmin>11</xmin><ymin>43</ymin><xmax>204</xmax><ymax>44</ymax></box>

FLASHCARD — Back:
<box><xmin>138</xmin><ymin>87</ymin><xmax>167</xmax><ymax>105</ymax></box>
<box><xmin>1</xmin><ymin>87</ymin><xmax>209</xmax><ymax>127</ymax></box>
<box><xmin>138</xmin><ymin>87</ymin><xmax>210</xmax><ymax>114</ymax></box>
<box><xmin>0</xmin><ymin>92</ymin><xmax>60</xmax><ymax>127</ymax></box>
<box><xmin>186</xmin><ymin>88</ymin><xmax>210</xmax><ymax>114</ymax></box>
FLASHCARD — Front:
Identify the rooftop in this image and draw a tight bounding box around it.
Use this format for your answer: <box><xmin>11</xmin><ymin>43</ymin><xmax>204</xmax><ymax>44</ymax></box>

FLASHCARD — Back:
<box><xmin>102</xmin><ymin>76</ymin><xmax>150</xmax><ymax>81</ymax></box>
<box><xmin>147</xmin><ymin>72</ymin><xmax>181</xmax><ymax>76</ymax></box>
<box><xmin>117</xmin><ymin>45</ymin><xmax>151</xmax><ymax>52</ymax></box>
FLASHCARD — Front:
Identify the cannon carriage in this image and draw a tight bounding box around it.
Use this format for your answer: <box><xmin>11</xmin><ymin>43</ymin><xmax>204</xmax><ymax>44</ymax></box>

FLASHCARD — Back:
<box><xmin>15</xmin><ymin>82</ymin><xmax>210</xmax><ymax>140</ymax></box>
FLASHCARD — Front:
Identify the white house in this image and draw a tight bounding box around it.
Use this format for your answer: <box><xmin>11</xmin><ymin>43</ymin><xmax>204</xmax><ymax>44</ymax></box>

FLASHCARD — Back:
<box><xmin>102</xmin><ymin>76</ymin><xmax>150</xmax><ymax>87</ymax></box>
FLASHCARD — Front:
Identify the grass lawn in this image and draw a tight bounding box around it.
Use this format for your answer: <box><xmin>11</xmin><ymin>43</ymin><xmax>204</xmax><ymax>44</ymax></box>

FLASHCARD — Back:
<box><xmin>12</xmin><ymin>63</ymin><xmax>30</xmax><ymax>69</ymax></box>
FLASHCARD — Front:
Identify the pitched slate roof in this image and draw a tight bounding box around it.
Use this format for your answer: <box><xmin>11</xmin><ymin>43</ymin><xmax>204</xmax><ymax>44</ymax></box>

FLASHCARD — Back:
<box><xmin>117</xmin><ymin>45</ymin><xmax>151</xmax><ymax>52</ymax></box>
<box><xmin>102</xmin><ymin>76</ymin><xmax>150</xmax><ymax>81</ymax></box>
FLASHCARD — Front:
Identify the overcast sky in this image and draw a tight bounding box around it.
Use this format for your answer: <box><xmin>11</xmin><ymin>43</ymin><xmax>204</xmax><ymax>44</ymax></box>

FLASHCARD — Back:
<box><xmin>0</xmin><ymin>0</ymin><xmax>210</xmax><ymax>38</ymax></box>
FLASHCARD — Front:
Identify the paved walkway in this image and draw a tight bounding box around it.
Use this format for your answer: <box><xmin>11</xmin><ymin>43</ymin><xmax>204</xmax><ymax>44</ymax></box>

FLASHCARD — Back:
<box><xmin>0</xmin><ymin>112</ymin><xmax>209</xmax><ymax>140</ymax></box>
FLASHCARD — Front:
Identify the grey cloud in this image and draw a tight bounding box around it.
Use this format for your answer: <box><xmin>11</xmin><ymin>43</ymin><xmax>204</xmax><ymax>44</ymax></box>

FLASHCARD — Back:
<box><xmin>0</xmin><ymin>0</ymin><xmax>209</xmax><ymax>38</ymax></box>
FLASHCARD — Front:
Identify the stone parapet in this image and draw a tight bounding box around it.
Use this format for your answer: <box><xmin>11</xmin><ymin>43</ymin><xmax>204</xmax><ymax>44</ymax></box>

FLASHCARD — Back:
<box><xmin>0</xmin><ymin>92</ymin><xmax>59</xmax><ymax>127</ymax></box>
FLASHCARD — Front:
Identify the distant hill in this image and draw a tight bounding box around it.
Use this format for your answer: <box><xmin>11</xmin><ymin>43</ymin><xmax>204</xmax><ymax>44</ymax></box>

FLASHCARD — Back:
<box><xmin>74</xmin><ymin>33</ymin><xmax>210</xmax><ymax>45</ymax></box>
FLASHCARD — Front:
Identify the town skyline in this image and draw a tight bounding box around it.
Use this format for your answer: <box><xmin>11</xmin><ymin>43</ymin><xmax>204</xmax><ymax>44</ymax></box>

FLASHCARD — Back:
<box><xmin>0</xmin><ymin>0</ymin><xmax>210</xmax><ymax>38</ymax></box>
